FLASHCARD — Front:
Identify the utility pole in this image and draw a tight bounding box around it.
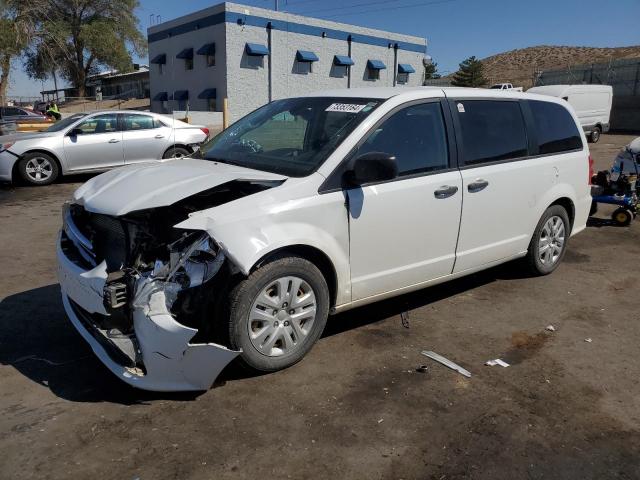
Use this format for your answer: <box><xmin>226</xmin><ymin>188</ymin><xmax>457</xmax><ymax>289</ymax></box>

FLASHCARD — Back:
<box><xmin>275</xmin><ymin>0</ymin><xmax>278</xmax><ymax>11</ymax></box>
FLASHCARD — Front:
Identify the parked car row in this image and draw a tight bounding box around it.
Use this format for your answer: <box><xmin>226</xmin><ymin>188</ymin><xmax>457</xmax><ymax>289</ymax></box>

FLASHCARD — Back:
<box><xmin>55</xmin><ymin>87</ymin><xmax>591</xmax><ymax>391</ymax></box>
<box><xmin>0</xmin><ymin>110</ymin><xmax>209</xmax><ymax>185</ymax></box>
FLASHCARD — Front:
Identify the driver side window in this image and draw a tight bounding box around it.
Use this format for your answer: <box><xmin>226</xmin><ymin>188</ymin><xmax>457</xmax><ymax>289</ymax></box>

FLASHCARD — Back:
<box><xmin>353</xmin><ymin>102</ymin><xmax>449</xmax><ymax>177</ymax></box>
<box><xmin>75</xmin><ymin>114</ymin><xmax>119</xmax><ymax>134</ymax></box>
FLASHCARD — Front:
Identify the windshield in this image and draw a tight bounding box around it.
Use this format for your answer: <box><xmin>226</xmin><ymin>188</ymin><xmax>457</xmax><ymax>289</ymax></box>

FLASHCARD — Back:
<box><xmin>45</xmin><ymin>113</ymin><xmax>87</xmax><ymax>132</ymax></box>
<box><xmin>199</xmin><ymin>97</ymin><xmax>381</xmax><ymax>177</ymax></box>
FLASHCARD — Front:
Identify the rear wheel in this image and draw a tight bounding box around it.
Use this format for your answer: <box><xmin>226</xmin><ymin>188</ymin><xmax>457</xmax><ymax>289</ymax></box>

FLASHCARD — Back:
<box><xmin>227</xmin><ymin>256</ymin><xmax>329</xmax><ymax>372</ymax></box>
<box><xmin>162</xmin><ymin>146</ymin><xmax>190</xmax><ymax>159</ymax></box>
<box><xmin>525</xmin><ymin>205</ymin><xmax>570</xmax><ymax>276</ymax></box>
<box><xmin>18</xmin><ymin>152</ymin><xmax>59</xmax><ymax>185</ymax></box>
<box><xmin>589</xmin><ymin>126</ymin><xmax>601</xmax><ymax>143</ymax></box>
<box><xmin>611</xmin><ymin>207</ymin><xmax>633</xmax><ymax>226</ymax></box>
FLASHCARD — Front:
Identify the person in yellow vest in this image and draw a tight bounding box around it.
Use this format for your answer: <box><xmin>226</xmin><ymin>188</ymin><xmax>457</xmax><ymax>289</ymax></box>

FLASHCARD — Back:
<box><xmin>46</xmin><ymin>102</ymin><xmax>61</xmax><ymax>121</ymax></box>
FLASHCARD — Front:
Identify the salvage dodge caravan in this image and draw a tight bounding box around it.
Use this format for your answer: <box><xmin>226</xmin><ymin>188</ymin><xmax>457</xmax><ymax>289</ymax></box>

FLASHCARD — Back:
<box><xmin>57</xmin><ymin>87</ymin><xmax>592</xmax><ymax>391</ymax></box>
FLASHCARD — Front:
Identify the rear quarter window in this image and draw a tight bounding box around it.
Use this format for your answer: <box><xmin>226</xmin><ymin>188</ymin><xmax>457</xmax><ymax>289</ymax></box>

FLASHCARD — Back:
<box><xmin>529</xmin><ymin>100</ymin><xmax>583</xmax><ymax>154</ymax></box>
<box><xmin>455</xmin><ymin>100</ymin><xmax>528</xmax><ymax>166</ymax></box>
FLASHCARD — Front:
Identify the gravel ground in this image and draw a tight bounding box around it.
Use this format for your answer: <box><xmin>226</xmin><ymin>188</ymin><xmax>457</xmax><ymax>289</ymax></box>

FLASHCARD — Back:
<box><xmin>1</xmin><ymin>134</ymin><xmax>639</xmax><ymax>480</ymax></box>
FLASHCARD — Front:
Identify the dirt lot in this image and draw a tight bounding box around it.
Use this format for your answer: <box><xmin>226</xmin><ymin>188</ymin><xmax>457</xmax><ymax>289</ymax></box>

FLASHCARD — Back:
<box><xmin>1</xmin><ymin>134</ymin><xmax>639</xmax><ymax>480</ymax></box>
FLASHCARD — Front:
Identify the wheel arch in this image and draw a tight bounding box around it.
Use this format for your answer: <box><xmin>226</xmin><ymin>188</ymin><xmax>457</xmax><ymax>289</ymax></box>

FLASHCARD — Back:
<box><xmin>251</xmin><ymin>244</ymin><xmax>339</xmax><ymax>308</ymax></box>
<box><xmin>549</xmin><ymin>196</ymin><xmax>575</xmax><ymax>232</ymax></box>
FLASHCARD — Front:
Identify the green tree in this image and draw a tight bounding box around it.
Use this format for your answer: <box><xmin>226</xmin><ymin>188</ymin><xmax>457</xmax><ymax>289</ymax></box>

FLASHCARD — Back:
<box><xmin>451</xmin><ymin>56</ymin><xmax>487</xmax><ymax>87</ymax></box>
<box><xmin>28</xmin><ymin>0</ymin><xmax>146</xmax><ymax>97</ymax></box>
<box><xmin>423</xmin><ymin>60</ymin><xmax>441</xmax><ymax>80</ymax></box>
<box><xmin>0</xmin><ymin>1</ymin><xmax>38</xmax><ymax>102</ymax></box>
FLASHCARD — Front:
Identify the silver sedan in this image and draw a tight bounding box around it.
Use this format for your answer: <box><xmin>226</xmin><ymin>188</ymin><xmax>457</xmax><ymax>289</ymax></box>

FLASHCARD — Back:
<box><xmin>0</xmin><ymin>110</ymin><xmax>209</xmax><ymax>185</ymax></box>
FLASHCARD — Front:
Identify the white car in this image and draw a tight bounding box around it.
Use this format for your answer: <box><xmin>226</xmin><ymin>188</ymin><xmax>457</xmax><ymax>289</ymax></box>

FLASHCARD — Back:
<box><xmin>0</xmin><ymin>110</ymin><xmax>209</xmax><ymax>185</ymax></box>
<box><xmin>57</xmin><ymin>87</ymin><xmax>592</xmax><ymax>391</ymax></box>
<box><xmin>490</xmin><ymin>83</ymin><xmax>523</xmax><ymax>92</ymax></box>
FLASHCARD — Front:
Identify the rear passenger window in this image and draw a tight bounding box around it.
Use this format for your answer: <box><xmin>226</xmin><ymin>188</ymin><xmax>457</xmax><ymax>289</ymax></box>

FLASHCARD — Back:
<box><xmin>354</xmin><ymin>102</ymin><xmax>449</xmax><ymax>176</ymax></box>
<box><xmin>456</xmin><ymin>100</ymin><xmax>528</xmax><ymax>165</ymax></box>
<box><xmin>529</xmin><ymin>100</ymin><xmax>583</xmax><ymax>154</ymax></box>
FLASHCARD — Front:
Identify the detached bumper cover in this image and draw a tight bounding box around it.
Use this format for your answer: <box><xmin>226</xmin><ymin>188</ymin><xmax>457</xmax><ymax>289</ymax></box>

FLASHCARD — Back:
<box><xmin>57</xmin><ymin>233</ymin><xmax>240</xmax><ymax>392</ymax></box>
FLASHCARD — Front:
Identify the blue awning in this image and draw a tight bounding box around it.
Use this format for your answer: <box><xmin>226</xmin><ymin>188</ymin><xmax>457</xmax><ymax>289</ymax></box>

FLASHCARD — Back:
<box><xmin>398</xmin><ymin>63</ymin><xmax>415</xmax><ymax>74</ymax></box>
<box><xmin>245</xmin><ymin>43</ymin><xmax>269</xmax><ymax>56</ymax></box>
<box><xmin>198</xmin><ymin>88</ymin><xmax>217</xmax><ymax>99</ymax></box>
<box><xmin>296</xmin><ymin>50</ymin><xmax>319</xmax><ymax>62</ymax></box>
<box><xmin>176</xmin><ymin>48</ymin><xmax>193</xmax><ymax>59</ymax></box>
<box><xmin>197</xmin><ymin>43</ymin><xmax>216</xmax><ymax>55</ymax></box>
<box><xmin>172</xmin><ymin>90</ymin><xmax>189</xmax><ymax>101</ymax></box>
<box><xmin>334</xmin><ymin>55</ymin><xmax>354</xmax><ymax>66</ymax></box>
<box><xmin>150</xmin><ymin>54</ymin><xmax>166</xmax><ymax>64</ymax></box>
<box><xmin>153</xmin><ymin>92</ymin><xmax>168</xmax><ymax>101</ymax></box>
<box><xmin>367</xmin><ymin>59</ymin><xmax>386</xmax><ymax>70</ymax></box>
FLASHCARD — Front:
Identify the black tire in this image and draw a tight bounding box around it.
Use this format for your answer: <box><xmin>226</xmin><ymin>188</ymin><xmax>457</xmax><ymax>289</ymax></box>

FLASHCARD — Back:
<box><xmin>589</xmin><ymin>200</ymin><xmax>598</xmax><ymax>216</ymax></box>
<box><xmin>525</xmin><ymin>205</ymin><xmax>571</xmax><ymax>276</ymax></box>
<box><xmin>227</xmin><ymin>255</ymin><xmax>329</xmax><ymax>372</ymax></box>
<box><xmin>589</xmin><ymin>126</ymin><xmax>601</xmax><ymax>143</ymax></box>
<box><xmin>17</xmin><ymin>152</ymin><xmax>59</xmax><ymax>186</ymax></box>
<box><xmin>611</xmin><ymin>208</ymin><xmax>633</xmax><ymax>226</ymax></box>
<box><xmin>162</xmin><ymin>146</ymin><xmax>190</xmax><ymax>159</ymax></box>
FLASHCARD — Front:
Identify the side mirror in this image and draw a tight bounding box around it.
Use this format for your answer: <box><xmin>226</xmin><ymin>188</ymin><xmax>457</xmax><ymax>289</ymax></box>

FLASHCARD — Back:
<box><xmin>345</xmin><ymin>152</ymin><xmax>398</xmax><ymax>185</ymax></box>
<box><xmin>68</xmin><ymin>128</ymin><xmax>83</xmax><ymax>137</ymax></box>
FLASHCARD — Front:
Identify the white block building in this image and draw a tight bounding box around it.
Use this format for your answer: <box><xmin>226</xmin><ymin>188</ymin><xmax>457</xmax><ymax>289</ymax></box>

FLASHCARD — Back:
<box><xmin>148</xmin><ymin>2</ymin><xmax>427</xmax><ymax>122</ymax></box>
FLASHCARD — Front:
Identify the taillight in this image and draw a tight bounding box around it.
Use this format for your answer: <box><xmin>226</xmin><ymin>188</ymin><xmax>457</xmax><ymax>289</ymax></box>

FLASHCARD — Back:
<box><xmin>200</xmin><ymin>127</ymin><xmax>210</xmax><ymax>137</ymax></box>
<box><xmin>588</xmin><ymin>154</ymin><xmax>594</xmax><ymax>184</ymax></box>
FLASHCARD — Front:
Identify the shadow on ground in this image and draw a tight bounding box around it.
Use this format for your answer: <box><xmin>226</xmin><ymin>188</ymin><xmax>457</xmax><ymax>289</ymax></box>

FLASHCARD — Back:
<box><xmin>0</xmin><ymin>260</ymin><xmax>530</xmax><ymax>405</ymax></box>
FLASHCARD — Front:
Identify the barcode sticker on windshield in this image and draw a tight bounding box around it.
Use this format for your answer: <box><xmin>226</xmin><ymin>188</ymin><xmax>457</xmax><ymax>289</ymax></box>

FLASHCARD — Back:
<box><xmin>325</xmin><ymin>103</ymin><xmax>367</xmax><ymax>113</ymax></box>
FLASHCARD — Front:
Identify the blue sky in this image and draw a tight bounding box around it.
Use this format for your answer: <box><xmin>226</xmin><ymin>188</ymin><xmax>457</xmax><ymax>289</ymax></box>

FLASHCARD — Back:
<box><xmin>8</xmin><ymin>0</ymin><xmax>640</xmax><ymax>97</ymax></box>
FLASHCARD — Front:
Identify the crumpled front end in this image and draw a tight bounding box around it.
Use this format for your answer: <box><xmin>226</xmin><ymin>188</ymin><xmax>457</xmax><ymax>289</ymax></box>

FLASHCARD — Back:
<box><xmin>57</xmin><ymin>201</ymin><xmax>241</xmax><ymax>391</ymax></box>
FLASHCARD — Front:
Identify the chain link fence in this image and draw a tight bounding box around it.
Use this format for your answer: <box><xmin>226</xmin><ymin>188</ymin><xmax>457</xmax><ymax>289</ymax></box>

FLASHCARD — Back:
<box><xmin>535</xmin><ymin>57</ymin><xmax>640</xmax><ymax>131</ymax></box>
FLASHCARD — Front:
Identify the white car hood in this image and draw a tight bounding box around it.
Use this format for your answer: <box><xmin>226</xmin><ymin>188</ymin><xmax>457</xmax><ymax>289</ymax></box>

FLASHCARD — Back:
<box><xmin>73</xmin><ymin>159</ymin><xmax>286</xmax><ymax>216</ymax></box>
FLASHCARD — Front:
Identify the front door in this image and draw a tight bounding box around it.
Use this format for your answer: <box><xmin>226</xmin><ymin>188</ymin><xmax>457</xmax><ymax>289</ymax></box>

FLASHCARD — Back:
<box><xmin>63</xmin><ymin>113</ymin><xmax>124</xmax><ymax>171</ymax></box>
<box><xmin>346</xmin><ymin>101</ymin><xmax>463</xmax><ymax>301</ymax></box>
<box><xmin>121</xmin><ymin>113</ymin><xmax>172</xmax><ymax>163</ymax></box>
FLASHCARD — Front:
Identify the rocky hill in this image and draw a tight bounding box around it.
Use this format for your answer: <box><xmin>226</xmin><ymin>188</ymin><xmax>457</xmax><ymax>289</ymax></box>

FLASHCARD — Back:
<box><xmin>479</xmin><ymin>45</ymin><xmax>640</xmax><ymax>88</ymax></box>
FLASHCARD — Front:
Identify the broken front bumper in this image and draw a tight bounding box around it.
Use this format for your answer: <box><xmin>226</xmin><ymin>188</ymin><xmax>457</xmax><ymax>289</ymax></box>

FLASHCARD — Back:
<box><xmin>57</xmin><ymin>232</ymin><xmax>239</xmax><ymax>392</ymax></box>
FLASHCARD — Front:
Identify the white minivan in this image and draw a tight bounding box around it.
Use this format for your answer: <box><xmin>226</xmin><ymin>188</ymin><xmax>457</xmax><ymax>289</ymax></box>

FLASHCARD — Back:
<box><xmin>57</xmin><ymin>87</ymin><xmax>592</xmax><ymax>391</ymax></box>
<box><xmin>527</xmin><ymin>84</ymin><xmax>613</xmax><ymax>143</ymax></box>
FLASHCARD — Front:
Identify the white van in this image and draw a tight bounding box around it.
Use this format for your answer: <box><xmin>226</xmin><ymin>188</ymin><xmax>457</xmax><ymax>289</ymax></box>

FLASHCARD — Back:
<box><xmin>57</xmin><ymin>87</ymin><xmax>592</xmax><ymax>391</ymax></box>
<box><xmin>527</xmin><ymin>84</ymin><xmax>613</xmax><ymax>143</ymax></box>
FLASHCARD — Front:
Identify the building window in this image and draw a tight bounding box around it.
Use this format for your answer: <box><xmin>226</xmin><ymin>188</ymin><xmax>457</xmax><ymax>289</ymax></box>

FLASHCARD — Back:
<box><xmin>368</xmin><ymin>68</ymin><xmax>380</xmax><ymax>81</ymax></box>
<box><xmin>185</xmin><ymin>57</ymin><xmax>193</xmax><ymax>70</ymax></box>
<box><xmin>295</xmin><ymin>61</ymin><xmax>312</xmax><ymax>75</ymax></box>
<box><xmin>207</xmin><ymin>98</ymin><xmax>216</xmax><ymax>111</ymax></box>
<box><xmin>397</xmin><ymin>72</ymin><xmax>409</xmax><ymax>84</ymax></box>
<box><xmin>206</xmin><ymin>53</ymin><xmax>215</xmax><ymax>67</ymax></box>
<box><xmin>158</xmin><ymin>63</ymin><xmax>163</xmax><ymax>75</ymax></box>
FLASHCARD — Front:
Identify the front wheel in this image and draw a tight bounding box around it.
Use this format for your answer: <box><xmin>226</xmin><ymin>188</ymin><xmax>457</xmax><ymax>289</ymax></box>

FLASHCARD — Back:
<box><xmin>590</xmin><ymin>126</ymin><xmax>601</xmax><ymax>143</ymax></box>
<box><xmin>227</xmin><ymin>256</ymin><xmax>330</xmax><ymax>372</ymax></box>
<box><xmin>525</xmin><ymin>205</ymin><xmax>570</xmax><ymax>276</ymax></box>
<box><xmin>18</xmin><ymin>152</ymin><xmax>59</xmax><ymax>185</ymax></box>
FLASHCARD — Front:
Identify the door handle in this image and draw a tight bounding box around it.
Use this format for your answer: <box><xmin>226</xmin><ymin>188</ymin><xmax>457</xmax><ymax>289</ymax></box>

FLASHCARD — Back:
<box><xmin>108</xmin><ymin>138</ymin><xmax>120</xmax><ymax>143</ymax></box>
<box><xmin>467</xmin><ymin>179</ymin><xmax>489</xmax><ymax>193</ymax></box>
<box><xmin>154</xmin><ymin>134</ymin><xmax>165</xmax><ymax>139</ymax></box>
<box><xmin>434</xmin><ymin>185</ymin><xmax>459</xmax><ymax>199</ymax></box>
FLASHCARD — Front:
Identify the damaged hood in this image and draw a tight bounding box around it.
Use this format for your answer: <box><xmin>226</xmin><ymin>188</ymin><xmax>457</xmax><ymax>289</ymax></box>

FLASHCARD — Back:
<box><xmin>73</xmin><ymin>159</ymin><xmax>286</xmax><ymax>216</ymax></box>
